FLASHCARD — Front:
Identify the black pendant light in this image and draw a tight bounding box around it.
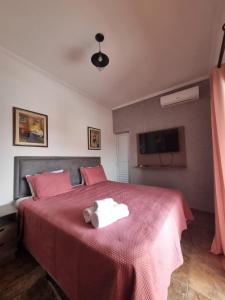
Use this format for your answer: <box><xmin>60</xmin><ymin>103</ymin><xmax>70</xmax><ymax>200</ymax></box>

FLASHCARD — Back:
<box><xmin>91</xmin><ymin>33</ymin><xmax>109</xmax><ymax>70</ymax></box>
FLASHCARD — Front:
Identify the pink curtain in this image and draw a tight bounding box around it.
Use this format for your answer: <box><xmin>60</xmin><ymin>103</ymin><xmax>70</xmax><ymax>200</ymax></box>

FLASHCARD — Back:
<box><xmin>211</xmin><ymin>64</ymin><xmax>225</xmax><ymax>255</ymax></box>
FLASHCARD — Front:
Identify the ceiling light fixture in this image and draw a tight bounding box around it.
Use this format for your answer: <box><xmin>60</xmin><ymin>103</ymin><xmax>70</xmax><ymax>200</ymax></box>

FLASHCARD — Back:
<box><xmin>91</xmin><ymin>33</ymin><xmax>109</xmax><ymax>70</ymax></box>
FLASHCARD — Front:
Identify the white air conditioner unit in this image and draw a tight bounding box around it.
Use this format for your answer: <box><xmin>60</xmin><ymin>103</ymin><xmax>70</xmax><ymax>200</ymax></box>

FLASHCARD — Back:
<box><xmin>160</xmin><ymin>86</ymin><xmax>199</xmax><ymax>108</ymax></box>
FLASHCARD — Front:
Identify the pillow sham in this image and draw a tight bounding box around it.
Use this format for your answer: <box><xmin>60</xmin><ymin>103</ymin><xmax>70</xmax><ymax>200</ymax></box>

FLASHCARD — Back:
<box><xmin>28</xmin><ymin>171</ymin><xmax>72</xmax><ymax>200</ymax></box>
<box><xmin>80</xmin><ymin>165</ymin><xmax>107</xmax><ymax>186</ymax></box>
<box><xmin>14</xmin><ymin>196</ymin><xmax>32</xmax><ymax>208</ymax></box>
<box><xmin>26</xmin><ymin>169</ymin><xmax>64</xmax><ymax>197</ymax></box>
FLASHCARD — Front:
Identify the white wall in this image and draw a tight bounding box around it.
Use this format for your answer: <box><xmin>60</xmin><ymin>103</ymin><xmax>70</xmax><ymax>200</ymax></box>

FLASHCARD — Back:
<box><xmin>0</xmin><ymin>48</ymin><xmax>117</xmax><ymax>205</ymax></box>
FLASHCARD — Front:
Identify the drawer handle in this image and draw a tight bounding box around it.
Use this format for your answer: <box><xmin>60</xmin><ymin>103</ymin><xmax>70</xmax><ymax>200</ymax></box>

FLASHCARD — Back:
<box><xmin>0</xmin><ymin>243</ymin><xmax>5</xmax><ymax>247</ymax></box>
<box><xmin>0</xmin><ymin>228</ymin><xmax>5</xmax><ymax>233</ymax></box>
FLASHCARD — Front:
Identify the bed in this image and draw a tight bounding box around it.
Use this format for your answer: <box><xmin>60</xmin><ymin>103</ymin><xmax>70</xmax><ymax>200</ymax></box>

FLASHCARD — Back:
<box><xmin>15</xmin><ymin>156</ymin><xmax>193</xmax><ymax>300</ymax></box>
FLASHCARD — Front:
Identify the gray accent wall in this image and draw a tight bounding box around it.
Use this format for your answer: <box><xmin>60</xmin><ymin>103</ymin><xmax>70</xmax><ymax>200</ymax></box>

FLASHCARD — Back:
<box><xmin>113</xmin><ymin>80</ymin><xmax>214</xmax><ymax>212</ymax></box>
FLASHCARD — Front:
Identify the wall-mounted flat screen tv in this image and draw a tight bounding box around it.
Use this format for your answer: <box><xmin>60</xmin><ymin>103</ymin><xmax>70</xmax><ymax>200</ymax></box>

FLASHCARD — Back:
<box><xmin>139</xmin><ymin>128</ymin><xmax>180</xmax><ymax>154</ymax></box>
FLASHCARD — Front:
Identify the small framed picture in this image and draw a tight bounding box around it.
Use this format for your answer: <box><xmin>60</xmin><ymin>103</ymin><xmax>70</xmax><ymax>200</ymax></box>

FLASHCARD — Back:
<box><xmin>13</xmin><ymin>107</ymin><xmax>48</xmax><ymax>147</ymax></box>
<box><xmin>88</xmin><ymin>127</ymin><xmax>101</xmax><ymax>150</ymax></box>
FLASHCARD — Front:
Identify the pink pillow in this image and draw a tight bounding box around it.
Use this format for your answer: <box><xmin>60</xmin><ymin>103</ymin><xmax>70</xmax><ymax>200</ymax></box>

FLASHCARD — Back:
<box><xmin>28</xmin><ymin>171</ymin><xmax>72</xmax><ymax>200</ymax></box>
<box><xmin>80</xmin><ymin>165</ymin><xmax>107</xmax><ymax>186</ymax></box>
<box><xmin>26</xmin><ymin>169</ymin><xmax>64</xmax><ymax>197</ymax></box>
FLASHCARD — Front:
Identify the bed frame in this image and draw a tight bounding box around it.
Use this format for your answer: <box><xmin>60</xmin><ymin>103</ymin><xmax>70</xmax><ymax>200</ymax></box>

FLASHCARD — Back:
<box><xmin>14</xmin><ymin>156</ymin><xmax>100</xmax><ymax>199</ymax></box>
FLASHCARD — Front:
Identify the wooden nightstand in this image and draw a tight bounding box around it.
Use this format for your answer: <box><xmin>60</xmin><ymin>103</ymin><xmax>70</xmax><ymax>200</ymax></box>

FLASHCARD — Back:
<box><xmin>0</xmin><ymin>203</ymin><xmax>18</xmax><ymax>265</ymax></box>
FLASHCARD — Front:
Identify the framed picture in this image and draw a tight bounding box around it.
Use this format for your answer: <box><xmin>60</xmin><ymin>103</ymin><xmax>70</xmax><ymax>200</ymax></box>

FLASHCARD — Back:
<box><xmin>13</xmin><ymin>107</ymin><xmax>48</xmax><ymax>147</ymax></box>
<box><xmin>88</xmin><ymin>127</ymin><xmax>101</xmax><ymax>150</ymax></box>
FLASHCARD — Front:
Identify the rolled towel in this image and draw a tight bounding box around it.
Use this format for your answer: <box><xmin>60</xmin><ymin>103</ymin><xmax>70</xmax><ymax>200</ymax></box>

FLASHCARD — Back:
<box><xmin>83</xmin><ymin>206</ymin><xmax>96</xmax><ymax>223</ymax></box>
<box><xmin>93</xmin><ymin>198</ymin><xmax>117</xmax><ymax>211</ymax></box>
<box><xmin>91</xmin><ymin>203</ymin><xmax>129</xmax><ymax>228</ymax></box>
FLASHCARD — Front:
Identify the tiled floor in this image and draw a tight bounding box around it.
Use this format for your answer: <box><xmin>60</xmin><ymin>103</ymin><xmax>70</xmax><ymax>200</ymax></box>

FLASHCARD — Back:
<box><xmin>168</xmin><ymin>210</ymin><xmax>225</xmax><ymax>300</ymax></box>
<box><xmin>0</xmin><ymin>210</ymin><xmax>225</xmax><ymax>300</ymax></box>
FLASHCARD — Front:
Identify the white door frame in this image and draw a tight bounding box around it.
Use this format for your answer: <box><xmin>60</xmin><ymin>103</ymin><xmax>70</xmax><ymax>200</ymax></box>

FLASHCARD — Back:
<box><xmin>116</xmin><ymin>131</ymin><xmax>130</xmax><ymax>183</ymax></box>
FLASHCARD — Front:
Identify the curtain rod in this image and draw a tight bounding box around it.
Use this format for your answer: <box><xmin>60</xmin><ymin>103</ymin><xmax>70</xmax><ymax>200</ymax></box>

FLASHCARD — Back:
<box><xmin>217</xmin><ymin>24</ymin><xmax>225</xmax><ymax>68</ymax></box>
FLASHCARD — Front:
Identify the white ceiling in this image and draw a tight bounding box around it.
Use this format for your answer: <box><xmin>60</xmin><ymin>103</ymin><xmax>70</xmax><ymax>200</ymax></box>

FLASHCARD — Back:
<box><xmin>0</xmin><ymin>0</ymin><xmax>224</xmax><ymax>109</ymax></box>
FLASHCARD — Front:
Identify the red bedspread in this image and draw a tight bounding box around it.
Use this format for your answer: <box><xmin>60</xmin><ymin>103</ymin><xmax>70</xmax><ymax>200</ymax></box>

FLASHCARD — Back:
<box><xmin>19</xmin><ymin>181</ymin><xmax>193</xmax><ymax>300</ymax></box>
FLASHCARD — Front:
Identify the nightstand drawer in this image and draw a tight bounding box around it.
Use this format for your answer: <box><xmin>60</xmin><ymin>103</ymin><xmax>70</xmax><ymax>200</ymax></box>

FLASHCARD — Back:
<box><xmin>0</xmin><ymin>223</ymin><xmax>17</xmax><ymax>243</ymax></box>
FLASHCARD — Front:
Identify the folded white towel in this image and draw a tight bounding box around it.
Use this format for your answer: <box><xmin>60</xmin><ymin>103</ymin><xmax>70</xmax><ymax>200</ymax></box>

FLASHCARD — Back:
<box><xmin>83</xmin><ymin>206</ymin><xmax>96</xmax><ymax>223</ymax></box>
<box><xmin>91</xmin><ymin>203</ymin><xmax>129</xmax><ymax>228</ymax></box>
<box><xmin>83</xmin><ymin>198</ymin><xmax>118</xmax><ymax>224</ymax></box>
<box><xmin>93</xmin><ymin>198</ymin><xmax>117</xmax><ymax>211</ymax></box>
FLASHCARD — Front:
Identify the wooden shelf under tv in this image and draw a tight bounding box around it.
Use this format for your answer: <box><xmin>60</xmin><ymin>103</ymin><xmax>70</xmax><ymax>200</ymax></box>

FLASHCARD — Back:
<box><xmin>134</xmin><ymin>165</ymin><xmax>186</xmax><ymax>169</ymax></box>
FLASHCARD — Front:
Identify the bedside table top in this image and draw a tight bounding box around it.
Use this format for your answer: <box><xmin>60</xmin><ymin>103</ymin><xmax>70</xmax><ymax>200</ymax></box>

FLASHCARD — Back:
<box><xmin>0</xmin><ymin>203</ymin><xmax>17</xmax><ymax>218</ymax></box>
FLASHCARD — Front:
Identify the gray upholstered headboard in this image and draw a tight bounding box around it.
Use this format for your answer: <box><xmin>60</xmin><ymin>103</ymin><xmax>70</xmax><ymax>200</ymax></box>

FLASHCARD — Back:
<box><xmin>14</xmin><ymin>156</ymin><xmax>101</xmax><ymax>199</ymax></box>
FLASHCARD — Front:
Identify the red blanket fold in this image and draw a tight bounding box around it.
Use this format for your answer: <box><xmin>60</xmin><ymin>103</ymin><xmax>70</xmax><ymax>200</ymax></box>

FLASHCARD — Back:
<box><xmin>19</xmin><ymin>181</ymin><xmax>193</xmax><ymax>300</ymax></box>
